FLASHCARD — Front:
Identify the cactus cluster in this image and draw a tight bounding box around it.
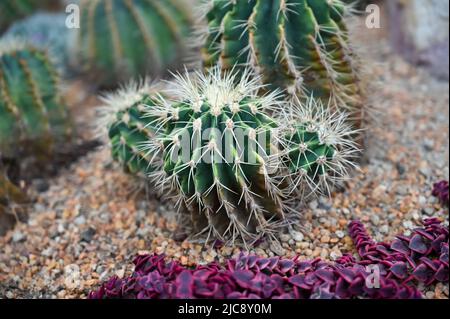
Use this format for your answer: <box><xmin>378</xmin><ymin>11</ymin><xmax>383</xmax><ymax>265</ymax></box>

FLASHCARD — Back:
<box><xmin>74</xmin><ymin>0</ymin><xmax>194</xmax><ymax>88</ymax></box>
<box><xmin>102</xmin><ymin>68</ymin><xmax>358</xmax><ymax>243</ymax></box>
<box><xmin>198</xmin><ymin>0</ymin><xmax>362</xmax><ymax>116</ymax></box>
<box><xmin>0</xmin><ymin>41</ymin><xmax>72</xmax><ymax>160</ymax></box>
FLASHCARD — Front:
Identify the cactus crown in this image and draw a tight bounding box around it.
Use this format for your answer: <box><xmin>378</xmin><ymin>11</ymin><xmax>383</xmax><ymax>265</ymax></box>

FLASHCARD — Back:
<box><xmin>0</xmin><ymin>40</ymin><xmax>71</xmax><ymax>158</ymax></box>
<box><xmin>198</xmin><ymin>0</ymin><xmax>361</xmax><ymax>113</ymax></box>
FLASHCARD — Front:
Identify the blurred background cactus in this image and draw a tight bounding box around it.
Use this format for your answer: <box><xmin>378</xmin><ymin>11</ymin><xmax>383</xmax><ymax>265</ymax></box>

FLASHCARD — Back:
<box><xmin>100</xmin><ymin>68</ymin><xmax>358</xmax><ymax>243</ymax></box>
<box><xmin>73</xmin><ymin>0</ymin><xmax>195</xmax><ymax>88</ymax></box>
<box><xmin>0</xmin><ymin>41</ymin><xmax>72</xmax><ymax>166</ymax></box>
<box><xmin>199</xmin><ymin>0</ymin><xmax>362</xmax><ymax>118</ymax></box>
<box><xmin>3</xmin><ymin>13</ymin><xmax>74</xmax><ymax>76</ymax></box>
<box><xmin>153</xmin><ymin>70</ymin><xmax>286</xmax><ymax>242</ymax></box>
<box><xmin>0</xmin><ymin>0</ymin><xmax>62</xmax><ymax>33</ymax></box>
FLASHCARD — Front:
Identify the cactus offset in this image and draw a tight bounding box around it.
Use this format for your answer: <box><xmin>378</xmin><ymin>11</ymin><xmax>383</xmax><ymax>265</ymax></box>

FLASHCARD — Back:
<box><xmin>0</xmin><ymin>170</ymin><xmax>28</xmax><ymax>235</ymax></box>
<box><xmin>199</xmin><ymin>0</ymin><xmax>362</xmax><ymax>116</ymax></box>
<box><xmin>99</xmin><ymin>81</ymin><xmax>164</xmax><ymax>177</ymax></box>
<box><xmin>280</xmin><ymin>97</ymin><xmax>360</xmax><ymax>199</ymax></box>
<box><xmin>75</xmin><ymin>0</ymin><xmax>194</xmax><ymax>88</ymax></box>
<box><xmin>102</xmin><ymin>68</ymin><xmax>359</xmax><ymax>243</ymax></box>
<box><xmin>0</xmin><ymin>41</ymin><xmax>72</xmax><ymax>159</ymax></box>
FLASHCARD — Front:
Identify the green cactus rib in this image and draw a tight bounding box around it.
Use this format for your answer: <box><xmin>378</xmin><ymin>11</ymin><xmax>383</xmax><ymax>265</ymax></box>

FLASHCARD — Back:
<box><xmin>107</xmin><ymin>94</ymin><xmax>163</xmax><ymax>177</ymax></box>
<box><xmin>76</xmin><ymin>0</ymin><xmax>194</xmax><ymax>87</ymax></box>
<box><xmin>202</xmin><ymin>0</ymin><xmax>361</xmax><ymax>113</ymax></box>
<box><xmin>0</xmin><ymin>43</ymin><xmax>71</xmax><ymax>158</ymax></box>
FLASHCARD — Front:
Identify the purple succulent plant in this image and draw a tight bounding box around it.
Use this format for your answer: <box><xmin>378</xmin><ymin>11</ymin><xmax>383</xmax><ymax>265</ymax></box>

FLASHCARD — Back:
<box><xmin>89</xmin><ymin>219</ymin><xmax>448</xmax><ymax>300</ymax></box>
<box><xmin>348</xmin><ymin>218</ymin><xmax>449</xmax><ymax>286</ymax></box>
<box><xmin>89</xmin><ymin>252</ymin><xmax>424</xmax><ymax>299</ymax></box>
<box><xmin>432</xmin><ymin>181</ymin><xmax>449</xmax><ymax>207</ymax></box>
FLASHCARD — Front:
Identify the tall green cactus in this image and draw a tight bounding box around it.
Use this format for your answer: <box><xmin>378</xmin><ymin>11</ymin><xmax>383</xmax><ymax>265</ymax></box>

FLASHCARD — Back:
<box><xmin>0</xmin><ymin>41</ymin><xmax>72</xmax><ymax>159</ymax></box>
<box><xmin>102</xmin><ymin>68</ymin><xmax>359</xmax><ymax>243</ymax></box>
<box><xmin>75</xmin><ymin>0</ymin><xmax>194</xmax><ymax>88</ymax></box>
<box><xmin>200</xmin><ymin>0</ymin><xmax>362</xmax><ymax>115</ymax></box>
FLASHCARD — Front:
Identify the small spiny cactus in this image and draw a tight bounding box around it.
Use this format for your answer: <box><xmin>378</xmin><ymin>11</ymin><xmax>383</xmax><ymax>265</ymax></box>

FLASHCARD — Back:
<box><xmin>74</xmin><ymin>0</ymin><xmax>195</xmax><ymax>88</ymax></box>
<box><xmin>102</xmin><ymin>67</ymin><xmax>359</xmax><ymax>244</ymax></box>
<box><xmin>0</xmin><ymin>40</ymin><xmax>72</xmax><ymax>160</ymax></box>
<box><xmin>280</xmin><ymin>97</ymin><xmax>360</xmax><ymax>200</ymax></box>
<box><xmin>198</xmin><ymin>0</ymin><xmax>362</xmax><ymax>117</ymax></box>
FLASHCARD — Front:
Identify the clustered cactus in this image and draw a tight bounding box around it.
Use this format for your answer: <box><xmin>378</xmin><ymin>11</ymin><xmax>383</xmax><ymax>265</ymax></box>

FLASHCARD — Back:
<box><xmin>0</xmin><ymin>41</ymin><xmax>72</xmax><ymax>160</ymax></box>
<box><xmin>74</xmin><ymin>0</ymin><xmax>194</xmax><ymax>87</ymax></box>
<box><xmin>103</xmin><ymin>67</ymin><xmax>359</xmax><ymax>243</ymax></box>
<box><xmin>198</xmin><ymin>0</ymin><xmax>362</xmax><ymax>117</ymax></box>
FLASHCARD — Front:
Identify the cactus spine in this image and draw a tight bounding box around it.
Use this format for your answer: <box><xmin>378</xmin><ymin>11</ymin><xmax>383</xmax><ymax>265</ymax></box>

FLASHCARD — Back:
<box><xmin>75</xmin><ymin>0</ymin><xmax>194</xmax><ymax>87</ymax></box>
<box><xmin>200</xmin><ymin>0</ymin><xmax>362</xmax><ymax>116</ymax></box>
<box><xmin>103</xmin><ymin>68</ymin><xmax>359</xmax><ymax>243</ymax></box>
<box><xmin>0</xmin><ymin>41</ymin><xmax>71</xmax><ymax>159</ymax></box>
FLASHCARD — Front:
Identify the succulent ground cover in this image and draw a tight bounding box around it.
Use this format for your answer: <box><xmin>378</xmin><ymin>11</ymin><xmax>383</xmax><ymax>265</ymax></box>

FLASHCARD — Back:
<box><xmin>89</xmin><ymin>217</ymin><xmax>448</xmax><ymax>299</ymax></box>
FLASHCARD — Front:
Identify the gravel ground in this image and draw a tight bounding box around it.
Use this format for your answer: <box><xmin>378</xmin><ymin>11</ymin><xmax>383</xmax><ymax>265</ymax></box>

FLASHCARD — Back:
<box><xmin>0</xmin><ymin>25</ymin><xmax>448</xmax><ymax>299</ymax></box>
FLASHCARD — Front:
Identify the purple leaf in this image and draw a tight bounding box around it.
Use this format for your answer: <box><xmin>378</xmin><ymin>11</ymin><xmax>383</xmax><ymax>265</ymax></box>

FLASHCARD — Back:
<box><xmin>409</xmin><ymin>235</ymin><xmax>428</xmax><ymax>254</ymax></box>
<box><xmin>175</xmin><ymin>271</ymin><xmax>194</xmax><ymax>299</ymax></box>
<box><xmin>390</xmin><ymin>262</ymin><xmax>408</xmax><ymax>279</ymax></box>
<box><xmin>233</xmin><ymin>270</ymin><xmax>255</xmax><ymax>289</ymax></box>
